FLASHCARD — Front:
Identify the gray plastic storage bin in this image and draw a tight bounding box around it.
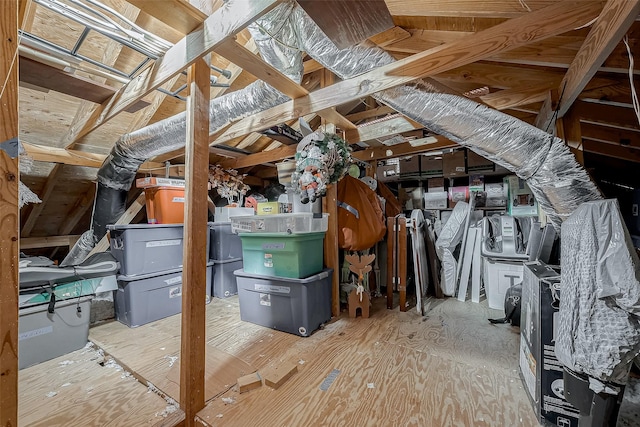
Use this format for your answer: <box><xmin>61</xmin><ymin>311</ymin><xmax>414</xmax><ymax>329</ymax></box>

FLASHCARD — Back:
<box><xmin>234</xmin><ymin>268</ymin><xmax>332</xmax><ymax>337</ymax></box>
<box><xmin>115</xmin><ymin>263</ymin><xmax>213</xmax><ymax>328</ymax></box>
<box><xmin>212</xmin><ymin>258</ymin><xmax>243</xmax><ymax>298</ymax></box>
<box><xmin>18</xmin><ymin>296</ymin><xmax>92</xmax><ymax>369</ymax></box>
<box><xmin>108</xmin><ymin>223</ymin><xmax>210</xmax><ymax>276</ymax></box>
<box><xmin>209</xmin><ymin>222</ymin><xmax>243</xmax><ymax>261</ymax></box>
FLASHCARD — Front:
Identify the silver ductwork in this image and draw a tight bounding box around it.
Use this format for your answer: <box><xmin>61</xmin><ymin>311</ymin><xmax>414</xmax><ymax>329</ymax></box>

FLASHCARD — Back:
<box><xmin>291</xmin><ymin>6</ymin><xmax>602</xmax><ymax>228</ymax></box>
<box><xmin>64</xmin><ymin>0</ymin><xmax>600</xmax><ymax>264</ymax></box>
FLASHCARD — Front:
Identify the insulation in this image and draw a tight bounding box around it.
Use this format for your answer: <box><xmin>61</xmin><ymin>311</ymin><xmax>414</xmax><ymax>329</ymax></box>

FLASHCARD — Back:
<box><xmin>555</xmin><ymin>199</ymin><xmax>640</xmax><ymax>387</ymax></box>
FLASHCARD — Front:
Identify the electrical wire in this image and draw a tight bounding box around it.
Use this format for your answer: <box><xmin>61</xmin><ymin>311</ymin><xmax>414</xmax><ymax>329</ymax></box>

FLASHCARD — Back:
<box><xmin>623</xmin><ymin>35</ymin><xmax>640</xmax><ymax>127</ymax></box>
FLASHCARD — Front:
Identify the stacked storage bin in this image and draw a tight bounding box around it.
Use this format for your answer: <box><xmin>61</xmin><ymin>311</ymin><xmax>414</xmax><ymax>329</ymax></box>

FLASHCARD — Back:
<box><xmin>209</xmin><ymin>222</ymin><xmax>243</xmax><ymax>298</ymax></box>
<box><xmin>231</xmin><ymin>213</ymin><xmax>333</xmax><ymax>337</ymax></box>
<box><xmin>108</xmin><ymin>224</ymin><xmax>212</xmax><ymax>327</ymax></box>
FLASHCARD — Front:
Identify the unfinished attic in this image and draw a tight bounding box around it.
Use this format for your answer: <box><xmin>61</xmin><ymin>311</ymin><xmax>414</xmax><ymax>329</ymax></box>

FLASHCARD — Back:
<box><xmin>5</xmin><ymin>0</ymin><xmax>640</xmax><ymax>425</ymax></box>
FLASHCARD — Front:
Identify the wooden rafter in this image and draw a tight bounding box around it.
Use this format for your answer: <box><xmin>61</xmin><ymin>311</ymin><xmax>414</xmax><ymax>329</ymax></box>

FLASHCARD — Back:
<box><xmin>574</xmin><ymin>101</ymin><xmax>640</xmax><ymax>130</ymax></box>
<box><xmin>58</xmin><ymin>184</ymin><xmax>96</xmax><ymax>235</ymax></box>
<box><xmin>212</xmin><ymin>1</ymin><xmax>603</xmax><ymax>145</ymax></box>
<box><xmin>20</xmin><ymin>235</ymin><xmax>81</xmax><ymax>250</ymax></box>
<box><xmin>89</xmin><ymin>192</ymin><xmax>146</xmax><ymax>256</ymax></box>
<box><xmin>215</xmin><ymin>38</ymin><xmax>356</xmax><ymax>131</ymax></box>
<box><xmin>385</xmin><ymin>0</ymin><xmax>576</xmax><ymax>18</ymax></box>
<box><xmin>21</xmin><ymin>141</ymin><xmax>172</xmax><ymax>172</ymax></box>
<box><xmin>582</xmin><ymin>138</ymin><xmax>640</xmax><ymax>162</ymax></box>
<box><xmin>127</xmin><ymin>0</ymin><xmax>207</xmax><ymax>34</ymax></box>
<box><xmin>21</xmin><ymin>164</ymin><xmax>61</xmax><ymax>238</ymax></box>
<box><xmin>536</xmin><ymin>0</ymin><xmax>640</xmax><ymax>131</ymax></box>
<box><xmin>64</xmin><ymin>0</ymin><xmax>282</xmax><ymax>145</ymax></box>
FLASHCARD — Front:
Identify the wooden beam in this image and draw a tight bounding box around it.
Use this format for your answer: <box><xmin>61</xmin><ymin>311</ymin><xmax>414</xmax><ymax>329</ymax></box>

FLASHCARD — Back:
<box><xmin>19</xmin><ymin>56</ymin><xmax>150</xmax><ymax>112</ymax></box>
<box><xmin>215</xmin><ymin>39</ymin><xmax>356</xmax><ymax>131</ymax></box>
<box><xmin>582</xmin><ymin>122</ymin><xmax>640</xmax><ymax>147</ymax></box>
<box><xmin>213</xmin><ymin>1</ymin><xmax>603</xmax><ymax>145</ymax></box>
<box><xmin>369</xmin><ymin>26</ymin><xmax>411</xmax><ymax>48</ymax></box>
<box><xmin>582</xmin><ymin>139</ymin><xmax>640</xmax><ymax>162</ymax></box>
<box><xmin>0</xmin><ymin>1</ymin><xmax>19</xmax><ymax>424</ymax></box>
<box><xmin>574</xmin><ymin>101</ymin><xmax>640</xmax><ymax>130</ymax></box>
<box><xmin>346</xmin><ymin>105</ymin><xmax>395</xmax><ymax>123</ymax></box>
<box><xmin>21</xmin><ymin>142</ymin><xmax>175</xmax><ymax>172</ymax></box>
<box><xmin>58</xmin><ymin>185</ymin><xmax>96</xmax><ymax>236</ymax></box>
<box><xmin>480</xmin><ymin>84</ymin><xmax>553</xmax><ymax>111</ymax></box>
<box><xmin>89</xmin><ymin>192</ymin><xmax>146</xmax><ymax>255</ymax></box>
<box><xmin>21</xmin><ymin>164</ymin><xmax>61</xmax><ymax>238</ymax></box>
<box><xmin>127</xmin><ymin>0</ymin><xmax>207</xmax><ymax>34</ymax></box>
<box><xmin>20</xmin><ymin>235</ymin><xmax>81</xmax><ymax>250</ymax></box>
<box><xmin>180</xmin><ymin>58</ymin><xmax>209</xmax><ymax>426</ymax></box>
<box><xmin>386</xmin><ymin>2</ymin><xmax>603</xmax><ymax>78</ymax></box>
<box><xmin>220</xmin><ymin>144</ymin><xmax>297</xmax><ymax>169</ymax></box>
<box><xmin>216</xmin><ymin>38</ymin><xmax>308</xmax><ymax>98</ymax></box>
<box><xmin>385</xmin><ymin>0</ymin><xmax>575</xmax><ymax>18</ymax></box>
<box><xmin>65</xmin><ymin>0</ymin><xmax>282</xmax><ymax>144</ymax></box>
<box><xmin>536</xmin><ymin>0</ymin><xmax>640</xmax><ymax>130</ymax></box>
<box><xmin>558</xmin><ymin>107</ymin><xmax>584</xmax><ymax>165</ymax></box>
<box><xmin>352</xmin><ymin>137</ymin><xmax>458</xmax><ymax>162</ymax></box>
<box><xmin>319</xmin><ymin>69</ymin><xmax>340</xmax><ymax>318</ymax></box>
<box><xmin>345</xmin><ymin>115</ymin><xmax>419</xmax><ymax>143</ymax></box>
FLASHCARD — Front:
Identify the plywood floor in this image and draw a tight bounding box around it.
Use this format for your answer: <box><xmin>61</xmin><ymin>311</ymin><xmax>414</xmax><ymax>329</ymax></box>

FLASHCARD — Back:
<box><xmin>19</xmin><ymin>295</ymin><xmax>640</xmax><ymax>426</ymax></box>
<box><xmin>18</xmin><ymin>343</ymin><xmax>172</xmax><ymax>426</ymax></box>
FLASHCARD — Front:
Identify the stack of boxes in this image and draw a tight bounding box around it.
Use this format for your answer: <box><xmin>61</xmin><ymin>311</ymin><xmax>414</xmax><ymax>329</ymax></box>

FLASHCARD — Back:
<box><xmin>231</xmin><ymin>213</ymin><xmax>332</xmax><ymax>337</ymax></box>
<box><xmin>110</xmin><ymin>223</ymin><xmax>212</xmax><ymax>328</ymax></box>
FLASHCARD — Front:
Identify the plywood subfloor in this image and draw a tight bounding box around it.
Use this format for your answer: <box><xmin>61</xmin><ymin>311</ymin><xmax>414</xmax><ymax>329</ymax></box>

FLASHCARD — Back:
<box><xmin>90</xmin><ymin>296</ymin><xmax>538</xmax><ymax>426</ymax></box>
<box><xmin>18</xmin><ymin>343</ymin><xmax>172</xmax><ymax>426</ymax></box>
<box><xmin>22</xmin><ymin>295</ymin><xmax>640</xmax><ymax>426</ymax></box>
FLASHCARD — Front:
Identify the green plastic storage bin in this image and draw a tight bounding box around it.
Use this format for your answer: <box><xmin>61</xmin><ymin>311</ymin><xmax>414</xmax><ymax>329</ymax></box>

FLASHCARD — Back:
<box><xmin>239</xmin><ymin>232</ymin><xmax>325</xmax><ymax>278</ymax></box>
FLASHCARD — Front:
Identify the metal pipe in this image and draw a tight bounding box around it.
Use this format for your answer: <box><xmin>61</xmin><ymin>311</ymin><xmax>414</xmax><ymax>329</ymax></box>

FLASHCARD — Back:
<box><xmin>71</xmin><ymin>26</ymin><xmax>90</xmax><ymax>55</ymax></box>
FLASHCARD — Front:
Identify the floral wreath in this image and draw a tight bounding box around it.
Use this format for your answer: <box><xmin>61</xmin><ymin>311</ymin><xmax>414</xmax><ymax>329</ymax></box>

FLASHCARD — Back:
<box><xmin>290</xmin><ymin>131</ymin><xmax>351</xmax><ymax>198</ymax></box>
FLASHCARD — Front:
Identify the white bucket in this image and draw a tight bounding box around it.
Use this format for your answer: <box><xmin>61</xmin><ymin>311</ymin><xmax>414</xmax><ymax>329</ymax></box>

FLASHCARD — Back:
<box><xmin>276</xmin><ymin>160</ymin><xmax>297</xmax><ymax>186</ymax></box>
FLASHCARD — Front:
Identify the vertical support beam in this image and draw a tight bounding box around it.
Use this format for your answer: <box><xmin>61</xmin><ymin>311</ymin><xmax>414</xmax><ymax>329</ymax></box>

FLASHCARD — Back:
<box><xmin>0</xmin><ymin>1</ymin><xmax>19</xmax><ymax>425</ymax></box>
<box><xmin>320</xmin><ymin>69</ymin><xmax>340</xmax><ymax>317</ymax></box>
<box><xmin>180</xmin><ymin>58</ymin><xmax>210</xmax><ymax>426</ymax></box>
<box><xmin>560</xmin><ymin>107</ymin><xmax>585</xmax><ymax>165</ymax></box>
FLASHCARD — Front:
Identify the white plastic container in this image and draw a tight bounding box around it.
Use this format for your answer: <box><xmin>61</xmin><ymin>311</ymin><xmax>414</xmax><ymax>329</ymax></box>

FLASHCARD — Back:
<box><xmin>231</xmin><ymin>213</ymin><xmax>328</xmax><ymax>234</ymax></box>
<box><xmin>482</xmin><ymin>258</ymin><xmax>525</xmax><ymax>310</ymax></box>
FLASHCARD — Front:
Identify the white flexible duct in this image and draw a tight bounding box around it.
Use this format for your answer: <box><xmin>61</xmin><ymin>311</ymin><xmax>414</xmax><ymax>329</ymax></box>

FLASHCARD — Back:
<box><xmin>64</xmin><ymin>1</ymin><xmax>601</xmax><ymax>264</ymax></box>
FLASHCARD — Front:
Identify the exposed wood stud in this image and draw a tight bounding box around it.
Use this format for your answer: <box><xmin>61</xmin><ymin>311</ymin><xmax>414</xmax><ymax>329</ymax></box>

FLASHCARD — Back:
<box><xmin>0</xmin><ymin>1</ymin><xmax>19</xmax><ymax>424</ymax></box>
<box><xmin>180</xmin><ymin>57</ymin><xmax>210</xmax><ymax>426</ymax></box>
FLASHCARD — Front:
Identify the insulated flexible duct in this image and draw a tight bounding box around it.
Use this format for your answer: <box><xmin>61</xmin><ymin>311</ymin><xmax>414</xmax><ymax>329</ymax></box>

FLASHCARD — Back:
<box><xmin>290</xmin><ymin>6</ymin><xmax>602</xmax><ymax>229</ymax></box>
<box><xmin>64</xmin><ymin>1</ymin><xmax>601</xmax><ymax>265</ymax></box>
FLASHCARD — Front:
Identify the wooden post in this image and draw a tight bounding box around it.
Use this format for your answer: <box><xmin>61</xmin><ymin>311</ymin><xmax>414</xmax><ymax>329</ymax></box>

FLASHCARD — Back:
<box><xmin>180</xmin><ymin>58</ymin><xmax>210</xmax><ymax>425</ymax></box>
<box><xmin>323</xmin><ymin>184</ymin><xmax>339</xmax><ymax>317</ymax></box>
<box><xmin>321</xmin><ymin>69</ymin><xmax>341</xmax><ymax>317</ymax></box>
<box><xmin>0</xmin><ymin>1</ymin><xmax>19</xmax><ymax>425</ymax></box>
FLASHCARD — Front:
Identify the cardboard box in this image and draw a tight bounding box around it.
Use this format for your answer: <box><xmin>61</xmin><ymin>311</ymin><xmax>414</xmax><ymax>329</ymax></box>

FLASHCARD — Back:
<box><xmin>398</xmin><ymin>156</ymin><xmax>420</xmax><ymax>177</ymax></box>
<box><xmin>443</xmin><ymin>150</ymin><xmax>466</xmax><ymax>177</ymax></box>
<box><xmin>424</xmin><ymin>191</ymin><xmax>448</xmax><ymax>209</ymax></box>
<box><xmin>377</xmin><ymin>159</ymin><xmax>399</xmax><ymax>182</ymax></box>
<box><xmin>466</xmin><ymin>149</ymin><xmax>494</xmax><ymax>172</ymax></box>
<box><xmin>520</xmin><ymin>261</ymin><xmax>579</xmax><ymax>427</ymax></box>
<box><xmin>421</xmin><ymin>156</ymin><xmax>443</xmax><ymax>177</ymax></box>
<box><xmin>428</xmin><ymin>177</ymin><xmax>445</xmax><ymax>193</ymax></box>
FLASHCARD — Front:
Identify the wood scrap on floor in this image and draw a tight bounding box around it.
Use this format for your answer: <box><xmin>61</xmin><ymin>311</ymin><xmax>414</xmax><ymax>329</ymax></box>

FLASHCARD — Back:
<box><xmin>237</xmin><ymin>372</ymin><xmax>262</xmax><ymax>393</ymax></box>
<box><xmin>262</xmin><ymin>362</ymin><xmax>298</xmax><ymax>390</ymax></box>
